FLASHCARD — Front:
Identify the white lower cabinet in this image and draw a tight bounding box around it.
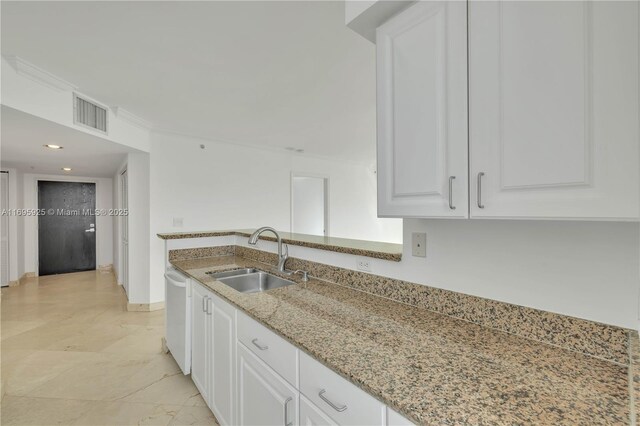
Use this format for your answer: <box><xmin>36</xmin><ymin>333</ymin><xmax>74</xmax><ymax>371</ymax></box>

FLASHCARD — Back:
<box><xmin>300</xmin><ymin>395</ymin><xmax>337</xmax><ymax>426</ymax></box>
<box><xmin>237</xmin><ymin>342</ymin><xmax>299</xmax><ymax>426</ymax></box>
<box><xmin>210</xmin><ymin>293</ymin><xmax>235</xmax><ymax>426</ymax></box>
<box><xmin>185</xmin><ymin>282</ymin><xmax>413</xmax><ymax>426</ymax></box>
<box><xmin>190</xmin><ymin>283</ymin><xmax>211</xmax><ymax>401</ymax></box>
<box><xmin>237</xmin><ymin>310</ymin><xmax>298</xmax><ymax>387</ymax></box>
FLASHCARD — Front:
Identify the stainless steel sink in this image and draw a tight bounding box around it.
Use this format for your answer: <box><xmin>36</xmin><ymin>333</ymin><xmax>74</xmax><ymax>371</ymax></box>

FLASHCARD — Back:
<box><xmin>217</xmin><ymin>271</ymin><xmax>296</xmax><ymax>294</ymax></box>
<box><xmin>206</xmin><ymin>268</ymin><xmax>258</xmax><ymax>279</ymax></box>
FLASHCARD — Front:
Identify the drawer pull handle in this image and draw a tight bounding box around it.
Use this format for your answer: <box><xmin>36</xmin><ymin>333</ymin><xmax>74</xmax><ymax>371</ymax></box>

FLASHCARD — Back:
<box><xmin>283</xmin><ymin>396</ymin><xmax>293</xmax><ymax>426</ymax></box>
<box><xmin>319</xmin><ymin>389</ymin><xmax>347</xmax><ymax>412</ymax></box>
<box><xmin>251</xmin><ymin>338</ymin><xmax>269</xmax><ymax>351</ymax></box>
<box><xmin>448</xmin><ymin>176</ymin><xmax>456</xmax><ymax>210</ymax></box>
<box><xmin>477</xmin><ymin>172</ymin><xmax>485</xmax><ymax>209</ymax></box>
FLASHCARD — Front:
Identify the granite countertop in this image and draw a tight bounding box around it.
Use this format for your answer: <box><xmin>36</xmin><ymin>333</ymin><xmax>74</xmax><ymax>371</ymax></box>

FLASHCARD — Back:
<box><xmin>157</xmin><ymin>229</ymin><xmax>403</xmax><ymax>261</ymax></box>
<box><xmin>171</xmin><ymin>255</ymin><xmax>631</xmax><ymax>425</ymax></box>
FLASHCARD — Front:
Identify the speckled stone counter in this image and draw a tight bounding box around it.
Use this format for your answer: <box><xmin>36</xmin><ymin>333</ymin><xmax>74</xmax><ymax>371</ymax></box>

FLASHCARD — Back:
<box><xmin>171</xmin><ymin>255</ymin><xmax>632</xmax><ymax>425</ymax></box>
<box><xmin>157</xmin><ymin>229</ymin><xmax>403</xmax><ymax>261</ymax></box>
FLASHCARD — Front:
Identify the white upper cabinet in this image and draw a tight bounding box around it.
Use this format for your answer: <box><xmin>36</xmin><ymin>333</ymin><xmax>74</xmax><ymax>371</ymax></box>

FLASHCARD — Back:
<box><xmin>375</xmin><ymin>0</ymin><xmax>639</xmax><ymax>220</ymax></box>
<box><xmin>376</xmin><ymin>1</ymin><xmax>469</xmax><ymax>218</ymax></box>
<box><xmin>469</xmin><ymin>1</ymin><xmax>639</xmax><ymax>220</ymax></box>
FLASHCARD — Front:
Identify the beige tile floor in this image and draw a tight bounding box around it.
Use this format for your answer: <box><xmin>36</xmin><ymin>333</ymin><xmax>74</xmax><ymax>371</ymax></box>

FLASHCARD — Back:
<box><xmin>1</xmin><ymin>271</ymin><xmax>218</xmax><ymax>425</ymax></box>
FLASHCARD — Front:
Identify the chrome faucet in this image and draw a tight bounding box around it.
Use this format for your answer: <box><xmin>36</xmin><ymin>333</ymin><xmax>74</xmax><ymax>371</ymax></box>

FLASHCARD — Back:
<box><xmin>248</xmin><ymin>227</ymin><xmax>290</xmax><ymax>274</ymax></box>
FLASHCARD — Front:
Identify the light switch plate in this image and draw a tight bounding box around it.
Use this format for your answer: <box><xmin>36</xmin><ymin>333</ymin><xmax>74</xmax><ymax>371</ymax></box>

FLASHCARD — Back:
<box><xmin>412</xmin><ymin>232</ymin><xmax>426</xmax><ymax>257</ymax></box>
<box><xmin>173</xmin><ymin>217</ymin><xmax>184</xmax><ymax>228</ymax></box>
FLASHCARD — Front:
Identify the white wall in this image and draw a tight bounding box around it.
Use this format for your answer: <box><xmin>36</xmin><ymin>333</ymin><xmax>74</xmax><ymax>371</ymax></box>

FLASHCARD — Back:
<box><xmin>234</xmin><ymin>219</ymin><xmax>640</xmax><ymax>329</ymax></box>
<box><xmin>396</xmin><ymin>219</ymin><xmax>639</xmax><ymax>329</ymax></box>
<box><xmin>22</xmin><ymin>173</ymin><xmax>114</xmax><ymax>274</ymax></box>
<box><xmin>148</xmin><ymin>130</ymin><xmax>402</xmax><ymax>303</ymax></box>
<box><xmin>112</xmin><ymin>159</ymin><xmax>127</xmax><ymax>285</ymax></box>
<box><xmin>126</xmin><ymin>152</ymin><xmax>150</xmax><ymax>304</ymax></box>
<box><xmin>1</xmin><ymin>56</ymin><xmax>151</xmax><ymax>153</ymax></box>
<box><xmin>291</xmin><ymin>155</ymin><xmax>401</xmax><ymax>243</ymax></box>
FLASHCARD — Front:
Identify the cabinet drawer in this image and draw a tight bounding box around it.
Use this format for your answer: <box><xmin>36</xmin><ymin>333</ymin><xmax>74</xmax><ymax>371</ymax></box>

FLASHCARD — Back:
<box><xmin>236</xmin><ymin>310</ymin><xmax>298</xmax><ymax>386</ymax></box>
<box><xmin>299</xmin><ymin>351</ymin><xmax>384</xmax><ymax>425</ymax></box>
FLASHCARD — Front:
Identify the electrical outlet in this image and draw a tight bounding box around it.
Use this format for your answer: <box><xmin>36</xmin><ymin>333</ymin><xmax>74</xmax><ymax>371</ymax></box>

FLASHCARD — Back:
<box><xmin>173</xmin><ymin>217</ymin><xmax>184</xmax><ymax>228</ymax></box>
<box><xmin>356</xmin><ymin>258</ymin><xmax>372</xmax><ymax>272</ymax></box>
<box><xmin>412</xmin><ymin>232</ymin><xmax>426</xmax><ymax>257</ymax></box>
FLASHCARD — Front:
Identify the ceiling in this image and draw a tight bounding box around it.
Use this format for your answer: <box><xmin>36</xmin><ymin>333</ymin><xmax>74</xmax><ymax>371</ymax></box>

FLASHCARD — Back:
<box><xmin>1</xmin><ymin>106</ymin><xmax>137</xmax><ymax>177</ymax></box>
<box><xmin>0</xmin><ymin>1</ymin><xmax>377</xmax><ymax>163</ymax></box>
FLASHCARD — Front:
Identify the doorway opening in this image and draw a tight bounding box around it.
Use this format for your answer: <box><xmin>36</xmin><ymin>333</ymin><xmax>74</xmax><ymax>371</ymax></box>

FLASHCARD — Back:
<box><xmin>1</xmin><ymin>171</ymin><xmax>9</xmax><ymax>286</ymax></box>
<box><xmin>291</xmin><ymin>174</ymin><xmax>329</xmax><ymax>237</ymax></box>
<box><xmin>38</xmin><ymin>180</ymin><xmax>96</xmax><ymax>275</ymax></box>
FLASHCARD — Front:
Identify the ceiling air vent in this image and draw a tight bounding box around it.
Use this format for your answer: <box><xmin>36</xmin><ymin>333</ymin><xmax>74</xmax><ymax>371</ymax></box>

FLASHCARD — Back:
<box><xmin>73</xmin><ymin>93</ymin><xmax>108</xmax><ymax>134</ymax></box>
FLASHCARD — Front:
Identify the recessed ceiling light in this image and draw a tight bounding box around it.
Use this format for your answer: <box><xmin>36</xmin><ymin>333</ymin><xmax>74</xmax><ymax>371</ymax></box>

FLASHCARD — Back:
<box><xmin>61</xmin><ymin>167</ymin><xmax>72</xmax><ymax>172</ymax></box>
<box><xmin>44</xmin><ymin>144</ymin><xmax>63</xmax><ymax>150</ymax></box>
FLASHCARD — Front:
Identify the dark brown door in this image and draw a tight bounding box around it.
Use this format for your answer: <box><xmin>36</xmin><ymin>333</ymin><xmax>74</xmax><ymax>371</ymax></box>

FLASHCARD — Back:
<box><xmin>38</xmin><ymin>181</ymin><xmax>96</xmax><ymax>275</ymax></box>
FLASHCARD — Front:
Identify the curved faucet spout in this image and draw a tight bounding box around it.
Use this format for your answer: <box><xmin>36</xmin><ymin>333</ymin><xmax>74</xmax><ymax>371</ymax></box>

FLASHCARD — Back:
<box><xmin>248</xmin><ymin>227</ymin><xmax>289</xmax><ymax>273</ymax></box>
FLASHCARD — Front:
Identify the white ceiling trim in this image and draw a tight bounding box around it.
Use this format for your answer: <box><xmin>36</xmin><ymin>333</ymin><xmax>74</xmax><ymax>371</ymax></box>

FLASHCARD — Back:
<box><xmin>151</xmin><ymin>126</ymin><xmax>372</xmax><ymax>168</ymax></box>
<box><xmin>3</xmin><ymin>54</ymin><xmax>77</xmax><ymax>92</ymax></box>
<box><xmin>112</xmin><ymin>106</ymin><xmax>153</xmax><ymax>131</ymax></box>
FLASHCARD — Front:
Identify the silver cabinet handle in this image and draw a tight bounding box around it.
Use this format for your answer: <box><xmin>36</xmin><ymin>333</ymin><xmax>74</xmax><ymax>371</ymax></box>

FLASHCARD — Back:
<box><xmin>85</xmin><ymin>228</ymin><xmax>95</xmax><ymax>233</ymax></box>
<box><xmin>477</xmin><ymin>172</ymin><xmax>485</xmax><ymax>209</ymax></box>
<box><xmin>206</xmin><ymin>297</ymin><xmax>212</xmax><ymax>315</ymax></box>
<box><xmin>318</xmin><ymin>389</ymin><xmax>347</xmax><ymax>412</ymax></box>
<box><xmin>283</xmin><ymin>396</ymin><xmax>293</xmax><ymax>426</ymax></box>
<box><xmin>251</xmin><ymin>338</ymin><xmax>268</xmax><ymax>350</ymax></box>
<box><xmin>448</xmin><ymin>176</ymin><xmax>456</xmax><ymax>210</ymax></box>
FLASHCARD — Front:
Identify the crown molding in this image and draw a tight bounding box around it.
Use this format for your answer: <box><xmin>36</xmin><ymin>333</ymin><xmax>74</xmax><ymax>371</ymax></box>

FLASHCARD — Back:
<box><xmin>112</xmin><ymin>106</ymin><xmax>153</xmax><ymax>131</ymax></box>
<box><xmin>3</xmin><ymin>55</ymin><xmax>77</xmax><ymax>92</ymax></box>
<box><xmin>151</xmin><ymin>127</ymin><xmax>372</xmax><ymax>167</ymax></box>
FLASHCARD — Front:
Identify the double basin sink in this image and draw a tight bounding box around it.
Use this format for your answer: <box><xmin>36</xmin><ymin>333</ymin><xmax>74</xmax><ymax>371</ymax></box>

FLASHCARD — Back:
<box><xmin>206</xmin><ymin>268</ymin><xmax>296</xmax><ymax>294</ymax></box>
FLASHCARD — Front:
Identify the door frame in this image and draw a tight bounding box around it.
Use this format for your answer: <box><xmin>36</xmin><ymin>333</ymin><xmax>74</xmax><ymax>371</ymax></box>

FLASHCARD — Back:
<box><xmin>1</xmin><ymin>171</ymin><xmax>10</xmax><ymax>286</ymax></box>
<box><xmin>118</xmin><ymin>167</ymin><xmax>128</xmax><ymax>294</ymax></box>
<box><xmin>1</xmin><ymin>168</ymin><xmax>19</xmax><ymax>284</ymax></box>
<box><xmin>31</xmin><ymin>175</ymin><xmax>104</xmax><ymax>277</ymax></box>
<box><xmin>290</xmin><ymin>172</ymin><xmax>330</xmax><ymax>236</ymax></box>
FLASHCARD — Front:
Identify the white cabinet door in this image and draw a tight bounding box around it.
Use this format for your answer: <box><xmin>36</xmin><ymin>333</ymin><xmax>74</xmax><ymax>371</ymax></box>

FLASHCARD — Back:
<box><xmin>299</xmin><ymin>351</ymin><xmax>384</xmax><ymax>426</ymax></box>
<box><xmin>191</xmin><ymin>283</ymin><xmax>210</xmax><ymax>401</ymax></box>
<box><xmin>210</xmin><ymin>294</ymin><xmax>235</xmax><ymax>426</ymax></box>
<box><xmin>300</xmin><ymin>395</ymin><xmax>336</xmax><ymax>426</ymax></box>
<box><xmin>237</xmin><ymin>343</ymin><xmax>298</xmax><ymax>426</ymax></box>
<box><xmin>376</xmin><ymin>1</ymin><xmax>468</xmax><ymax>218</ymax></box>
<box><xmin>469</xmin><ymin>1</ymin><xmax>639</xmax><ymax>220</ymax></box>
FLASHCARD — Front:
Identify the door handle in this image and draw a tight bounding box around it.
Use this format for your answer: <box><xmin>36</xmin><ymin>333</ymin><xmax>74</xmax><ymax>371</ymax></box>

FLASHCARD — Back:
<box><xmin>448</xmin><ymin>176</ymin><xmax>456</xmax><ymax>210</ymax></box>
<box><xmin>477</xmin><ymin>172</ymin><xmax>485</xmax><ymax>209</ymax></box>
<box><xmin>318</xmin><ymin>389</ymin><xmax>347</xmax><ymax>412</ymax></box>
<box><xmin>85</xmin><ymin>228</ymin><xmax>95</xmax><ymax>233</ymax></box>
<box><xmin>283</xmin><ymin>396</ymin><xmax>293</xmax><ymax>426</ymax></box>
<box><xmin>251</xmin><ymin>338</ymin><xmax>269</xmax><ymax>351</ymax></box>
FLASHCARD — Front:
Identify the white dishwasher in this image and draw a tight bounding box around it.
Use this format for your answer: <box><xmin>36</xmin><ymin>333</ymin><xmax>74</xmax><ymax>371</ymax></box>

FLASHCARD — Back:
<box><xmin>165</xmin><ymin>267</ymin><xmax>191</xmax><ymax>375</ymax></box>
